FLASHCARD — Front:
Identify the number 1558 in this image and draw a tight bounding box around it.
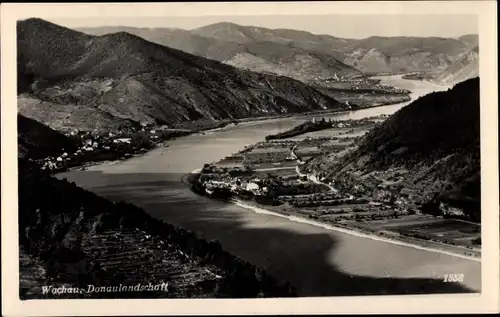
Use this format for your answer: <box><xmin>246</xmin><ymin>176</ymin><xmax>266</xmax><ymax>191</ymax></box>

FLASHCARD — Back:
<box><xmin>444</xmin><ymin>273</ymin><xmax>464</xmax><ymax>282</ymax></box>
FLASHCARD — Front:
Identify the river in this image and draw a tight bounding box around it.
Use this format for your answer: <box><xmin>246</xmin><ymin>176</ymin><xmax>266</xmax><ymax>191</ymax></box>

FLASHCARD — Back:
<box><xmin>57</xmin><ymin>75</ymin><xmax>480</xmax><ymax>296</ymax></box>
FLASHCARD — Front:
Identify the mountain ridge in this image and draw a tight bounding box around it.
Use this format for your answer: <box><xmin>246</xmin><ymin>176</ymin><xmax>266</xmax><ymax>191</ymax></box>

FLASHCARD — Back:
<box><xmin>18</xmin><ymin>18</ymin><xmax>348</xmax><ymax>132</ymax></box>
<box><xmin>433</xmin><ymin>49</ymin><xmax>479</xmax><ymax>84</ymax></box>
<box><xmin>77</xmin><ymin>24</ymin><xmax>358</xmax><ymax>82</ymax></box>
<box><xmin>77</xmin><ymin>21</ymin><xmax>476</xmax><ymax>76</ymax></box>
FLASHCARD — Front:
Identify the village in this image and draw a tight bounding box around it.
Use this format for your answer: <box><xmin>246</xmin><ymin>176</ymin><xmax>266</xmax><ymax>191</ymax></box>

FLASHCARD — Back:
<box><xmin>310</xmin><ymin>73</ymin><xmax>411</xmax><ymax>94</ymax></box>
<box><xmin>36</xmin><ymin>123</ymin><xmax>191</xmax><ymax>172</ymax></box>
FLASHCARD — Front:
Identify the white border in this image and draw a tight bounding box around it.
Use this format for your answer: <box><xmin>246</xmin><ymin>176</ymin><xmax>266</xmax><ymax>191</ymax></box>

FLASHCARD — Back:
<box><xmin>2</xmin><ymin>1</ymin><xmax>498</xmax><ymax>315</ymax></box>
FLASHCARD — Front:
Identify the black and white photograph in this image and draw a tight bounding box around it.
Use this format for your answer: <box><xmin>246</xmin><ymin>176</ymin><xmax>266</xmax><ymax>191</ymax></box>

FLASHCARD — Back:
<box><xmin>1</xmin><ymin>1</ymin><xmax>498</xmax><ymax>315</ymax></box>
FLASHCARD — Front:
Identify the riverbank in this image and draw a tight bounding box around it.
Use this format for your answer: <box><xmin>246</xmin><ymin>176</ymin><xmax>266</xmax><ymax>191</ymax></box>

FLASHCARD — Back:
<box><xmin>186</xmin><ymin>169</ymin><xmax>480</xmax><ymax>260</ymax></box>
<box><xmin>229</xmin><ymin>199</ymin><xmax>480</xmax><ymax>260</ymax></box>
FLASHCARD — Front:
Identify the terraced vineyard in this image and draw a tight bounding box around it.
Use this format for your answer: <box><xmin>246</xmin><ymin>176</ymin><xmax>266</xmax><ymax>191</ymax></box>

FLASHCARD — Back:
<box><xmin>85</xmin><ymin>229</ymin><xmax>222</xmax><ymax>295</ymax></box>
<box><xmin>18</xmin><ymin>160</ymin><xmax>296</xmax><ymax>299</ymax></box>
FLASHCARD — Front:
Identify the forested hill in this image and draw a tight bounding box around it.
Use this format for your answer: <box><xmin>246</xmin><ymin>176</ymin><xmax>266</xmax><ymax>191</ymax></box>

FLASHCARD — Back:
<box><xmin>307</xmin><ymin>77</ymin><xmax>480</xmax><ymax>221</ymax></box>
<box><xmin>353</xmin><ymin>77</ymin><xmax>479</xmax><ymax>168</ymax></box>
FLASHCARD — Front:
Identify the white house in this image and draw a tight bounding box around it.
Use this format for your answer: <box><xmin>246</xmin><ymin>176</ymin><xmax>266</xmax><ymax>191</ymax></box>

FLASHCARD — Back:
<box><xmin>113</xmin><ymin>138</ymin><xmax>132</xmax><ymax>144</ymax></box>
<box><xmin>246</xmin><ymin>182</ymin><xmax>260</xmax><ymax>191</ymax></box>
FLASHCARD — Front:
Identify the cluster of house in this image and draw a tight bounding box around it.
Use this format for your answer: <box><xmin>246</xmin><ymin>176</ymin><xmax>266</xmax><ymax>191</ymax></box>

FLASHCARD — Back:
<box><xmin>438</xmin><ymin>202</ymin><xmax>465</xmax><ymax>217</ymax></box>
<box><xmin>309</xmin><ymin>117</ymin><xmax>375</xmax><ymax>129</ymax></box>
<box><xmin>202</xmin><ymin>177</ymin><xmax>269</xmax><ymax>196</ymax></box>
<box><xmin>39</xmin><ymin>124</ymin><xmax>170</xmax><ymax>171</ymax></box>
<box><xmin>331</xmin><ymin>121</ymin><xmax>352</xmax><ymax>128</ymax></box>
<box><xmin>40</xmin><ymin>153</ymin><xmax>72</xmax><ymax>171</ymax></box>
<box><xmin>316</xmin><ymin>73</ymin><xmax>350</xmax><ymax>82</ymax></box>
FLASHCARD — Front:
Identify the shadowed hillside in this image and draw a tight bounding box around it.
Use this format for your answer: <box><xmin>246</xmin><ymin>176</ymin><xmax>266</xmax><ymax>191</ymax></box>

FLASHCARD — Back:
<box><xmin>18</xmin><ymin>114</ymin><xmax>78</xmax><ymax>159</ymax></box>
<box><xmin>306</xmin><ymin>78</ymin><xmax>480</xmax><ymax>221</ymax></box>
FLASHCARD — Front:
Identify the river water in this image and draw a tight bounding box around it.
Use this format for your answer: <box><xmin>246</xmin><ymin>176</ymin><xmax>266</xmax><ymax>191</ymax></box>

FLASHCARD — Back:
<box><xmin>57</xmin><ymin>75</ymin><xmax>479</xmax><ymax>296</ymax></box>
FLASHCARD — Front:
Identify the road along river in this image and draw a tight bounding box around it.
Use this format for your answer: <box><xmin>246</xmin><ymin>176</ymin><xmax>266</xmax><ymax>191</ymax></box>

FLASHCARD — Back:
<box><xmin>57</xmin><ymin>75</ymin><xmax>480</xmax><ymax>296</ymax></box>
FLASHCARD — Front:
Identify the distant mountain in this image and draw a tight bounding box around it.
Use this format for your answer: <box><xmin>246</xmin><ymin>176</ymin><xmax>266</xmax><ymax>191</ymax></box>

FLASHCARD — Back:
<box><xmin>306</xmin><ymin>78</ymin><xmax>480</xmax><ymax>221</ymax></box>
<box><xmin>343</xmin><ymin>36</ymin><xmax>469</xmax><ymax>57</ymax></box>
<box><xmin>340</xmin><ymin>36</ymin><xmax>474</xmax><ymax>73</ymax></box>
<box><xmin>18</xmin><ymin>114</ymin><xmax>77</xmax><ymax>159</ymax></box>
<box><xmin>191</xmin><ymin>23</ymin><xmax>472</xmax><ymax>73</ymax></box>
<box><xmin>77</xmin><ymin>24</ymin><xmax>359</xmax><ymax>83</ymax></box>
<box><xmin>434</xmin><ymin>49</ymin><xmax>479</xmax><ymax>84</ymax></box>
<box><xmin>343</xmin><ymin>48</ymin><xmax>455</xmax><ymax>74</ymax></box>
<box><xmin>191</xmin><ymin>22</ymin><xmax>353</xmax><ymax>52</ymax></box>
<box><xmin>18</xmin><ymin>18</ymin><xmax>347</xmax><ymax>132</ymax></box>
<box><xmin>222</xmin><ymin>41</ymin><xmax>360</xmax><ymax>82</ymax></box>
<box><xmin>78</xmin><ymin>22</ymin><xmax>476</xmax><ymax>77</ymax></box>
<box><xmin>77</xmin><ymin>26</ymin><xmax>245</xmax><ymax>61</ymax></box>
<box><xmin>458</xmin><ymin>34</ymin><xmax>479</xmax><ymax>49</ymax></box>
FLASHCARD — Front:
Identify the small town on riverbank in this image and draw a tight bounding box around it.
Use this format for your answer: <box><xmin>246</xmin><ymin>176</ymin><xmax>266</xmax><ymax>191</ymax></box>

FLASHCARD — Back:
<box><xmin>34</xmin><ymin>123</ymin><xmax>188</xmax><ymax>172</ymax></box>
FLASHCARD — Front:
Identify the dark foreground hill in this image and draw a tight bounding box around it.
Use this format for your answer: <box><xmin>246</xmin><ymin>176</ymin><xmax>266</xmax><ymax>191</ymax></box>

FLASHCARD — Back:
<box><xmin>18</xmin><ymin>18</ymin><xmax>346</xmax><ymax>132</ymax></box>
<box><xmin>18</xmin><ymin>159</ymin><xmax>296</xmax><ymax>299</ymax></box>
<box><xmin>306</xmin><ymin>78</ymin><xmax>480</xmax><ymax>221</ymax></box>
<box><xmin>18</xmin><ymin>114</ymin><xmax>77</xmax><ymax>159</ymax></box>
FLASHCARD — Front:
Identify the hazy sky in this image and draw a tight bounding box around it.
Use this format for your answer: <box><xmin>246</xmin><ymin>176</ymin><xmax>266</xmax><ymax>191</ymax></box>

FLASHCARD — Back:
<box><xmin>50</xmin><ymin>15</ymin><xmax>478</xmax><ymax>39</ymax></box>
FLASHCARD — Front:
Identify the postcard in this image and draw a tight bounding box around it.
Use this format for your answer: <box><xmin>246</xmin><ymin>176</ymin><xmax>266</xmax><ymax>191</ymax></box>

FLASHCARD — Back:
<box><xmin>1</xmin><ymin>1</ymin><xmax>498</xmax><ymax>315</ymax></box>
